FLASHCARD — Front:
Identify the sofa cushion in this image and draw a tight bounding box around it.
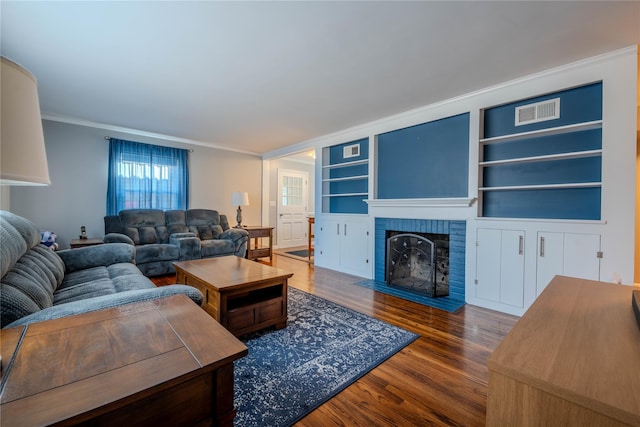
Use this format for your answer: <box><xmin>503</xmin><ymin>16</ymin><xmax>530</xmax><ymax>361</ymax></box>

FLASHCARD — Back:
<box><xmin>60</xmin><ymin>266</ymin><xmax>109</xmax><ymax>289</ymax></box>
<box><xmin>186</xmin><ymin>209</ymin><xmax>225</xmax><ymax>241</ymax></box>
<box><xmin>1</xmin><ymin>210</ymin><xmax>41</xmax><ymax>278</ymax></box>
<box><xmin>120</xmin><ymin>209</ymin><xmax>169</xmax><ymax>244</ymax></box>
<box><xmin>135</xmin><ymin>244</ymin><xmax>180</xmax><ymax>264</ymax></box>
<box><xmin>200</xmin><ymin>239</ymin><xmax>235</xmax><ymax>258</ymax></box>
<box><xmin>53</xmin><ymin>278</ymin><xmax>116</xmax><ymax>305</ymax></box>
<box><xmin>166</xmin><ymin>210</ymin><xmax>189</xmax><ymax>235</ymax></box>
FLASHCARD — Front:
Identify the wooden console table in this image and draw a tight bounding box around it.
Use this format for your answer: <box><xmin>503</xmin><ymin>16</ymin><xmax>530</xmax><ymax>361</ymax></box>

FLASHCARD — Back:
<box><xmin>487</xmin><ymin>275</ymin><xmax>640</xmax><ymax>426</ymax></box>
<box><xmin>244</xmin><ymin>226</ymin><xmax>273</xmax><ymax>261</ymax></box>
<box><xmin>0</xmin><ymin>295</ymin><xmax>248</xmax><ymax>427</ymax></box>
<box><xmin>69</xmin><ymin>238</ymin><xmax>103</xmax><ymax>248</ymax></box>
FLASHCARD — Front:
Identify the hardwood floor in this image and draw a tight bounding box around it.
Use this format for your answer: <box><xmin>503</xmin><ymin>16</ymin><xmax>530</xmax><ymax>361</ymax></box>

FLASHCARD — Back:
<box><xmin>153</xmin><ymin>255</ymin><xmax>518</xmax><ymax>426</ymax></box>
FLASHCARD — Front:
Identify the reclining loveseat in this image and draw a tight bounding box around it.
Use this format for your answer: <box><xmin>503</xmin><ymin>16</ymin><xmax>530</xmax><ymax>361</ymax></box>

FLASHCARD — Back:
<box><xmin>104</xmin><ymin>209</ymin><xmax>249</xmax><ymax>277</ymax></box>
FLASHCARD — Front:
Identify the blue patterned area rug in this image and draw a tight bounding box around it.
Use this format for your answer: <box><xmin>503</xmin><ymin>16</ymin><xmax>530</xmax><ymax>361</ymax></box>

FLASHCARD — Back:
<box><xmin>234</xmin><ymin>287</ymin><xmax>419</xmax><ymax>426</ymax></box>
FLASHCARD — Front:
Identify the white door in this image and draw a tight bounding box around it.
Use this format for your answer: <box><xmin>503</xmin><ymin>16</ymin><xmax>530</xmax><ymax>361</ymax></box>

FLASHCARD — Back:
<box><xmin>277</xmin><ymin>169</ymin><xmax>308</xmax><ymax>248</ymax></box>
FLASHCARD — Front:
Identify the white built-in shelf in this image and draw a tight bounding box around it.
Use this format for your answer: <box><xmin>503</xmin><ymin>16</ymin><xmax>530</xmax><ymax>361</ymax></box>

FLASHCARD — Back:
<box><xmin>322</xmin><ymin>175</ymin><xmax>368</xmax><ymax>183</ymax></box>
<box><xmin>322</xmin><ymin>159</ymin><xmax>368</xmax><ymax>169</ymax></box>
<box><xmin>322</xmin><ymin>192</ymin><xmax>368</xmax><ymax>198</ymax></box>
<box><xmin>479</xmin><ymin>182</ymin><xmax>601</xmax><ymax>191</ymax></box>
<box><xmin>479</xmin><ymin>149</ymin><xmax>602</xmax><ymax>167</ymax></box>
<box><xmin>479</xmin><ymin>120</ymin><xmax>602</xmax><ymax>145</ymax></box>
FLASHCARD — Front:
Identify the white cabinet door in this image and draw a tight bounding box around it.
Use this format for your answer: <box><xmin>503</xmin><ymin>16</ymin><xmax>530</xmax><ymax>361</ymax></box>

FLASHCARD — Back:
<box><xmin>315</xmin><ymin>217</ymin><xmax>341</xmax><ymax>269</ymax></box>
<box><xmin>340</xmin><ymin>219</ymin><xmax>370</xmax><ymax>277</ymax></box>
<box><xmin>536</xmin><ymin>232</ymin><xmax>600</xmax><ymax>296</ymax></box>
<box><xmin>476</xmin><ymin>228</ymin><xmax>525</xmax><ymax>308</ymax></box>
<box><xmin>536</xmin><ymin>232</ymin><xmax>565</xmax><ymax>296</ymax></box>
<box><xmin>314</xmin><ymin>216</ymin><xmax>370</xmax><ymax>277</ymax></box>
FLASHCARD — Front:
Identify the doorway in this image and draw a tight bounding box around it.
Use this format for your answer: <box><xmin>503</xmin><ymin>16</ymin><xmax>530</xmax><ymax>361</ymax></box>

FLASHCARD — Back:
<box><xmin>277</xmin><ymin>168</ymin><xmax>309</xmax><ymax>249</ymax></box>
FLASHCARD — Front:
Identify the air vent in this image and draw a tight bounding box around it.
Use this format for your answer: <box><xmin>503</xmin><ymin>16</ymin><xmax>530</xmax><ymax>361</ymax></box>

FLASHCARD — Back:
<box><xmin>515</xmin><ymin>98</ymin><xmax>560</xmax><ymax>126</ymax></box>
<box><xmin>343</xmin><ymin>143</ymin><xmax>360</xmax><ymax>159</ymax></box>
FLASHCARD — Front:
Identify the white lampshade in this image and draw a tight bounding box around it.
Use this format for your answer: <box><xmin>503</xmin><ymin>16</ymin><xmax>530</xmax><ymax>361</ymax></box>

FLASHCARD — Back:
<box><xmin>231</xmin><ymin>191</ymin><xmax>249</xmax><ymax>206</ymax></box>
<box><xmin>1</xmin><ymin>56</ymin><xmax>50</xmax><ymax>186</ymax></box>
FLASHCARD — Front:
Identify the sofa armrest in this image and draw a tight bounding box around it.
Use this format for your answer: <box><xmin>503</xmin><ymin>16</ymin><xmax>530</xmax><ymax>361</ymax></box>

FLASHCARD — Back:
<box><xmin>57</xmin><ymin>243</ymin><xmax>136</xmax><ymax>273</ymax></box>
<box><xmin>6</xmin><ymin>285</ymin><xmax>204</xmax><ymax>328</ymax></box>
<box><xmin>170</xmin><ymin>233</ymin><xmax>201</xmax><ymax>261</ymax></box>
<box><xmin>104</xmin><ymin>233</ymin><xmax>134</xmax><ymax>245</ymax></box>
<box><xmin>219</xmin><ymin>228</ymin><xmax>249</xmax><ymax>257</ymax></box>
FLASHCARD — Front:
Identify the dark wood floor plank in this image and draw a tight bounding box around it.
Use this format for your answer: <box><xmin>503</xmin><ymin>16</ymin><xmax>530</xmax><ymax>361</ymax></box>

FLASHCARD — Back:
<box><xmin>154</xmin><ymin>254</ymin><xmax>518</xmax><ymax>426</ymax></box>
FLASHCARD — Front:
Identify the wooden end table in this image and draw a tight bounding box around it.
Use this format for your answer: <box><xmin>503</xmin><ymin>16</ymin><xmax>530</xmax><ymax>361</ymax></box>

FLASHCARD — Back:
<box><xmin>69</xmin><ymin>238</ymin><xmax>103</xmax><ymax>248</ymax></box>
<box><xmin>243</xmin><ymin>226</ymin><xmax>274</xmax><ymax>261</ymax></box>
<box><xmin>0</xmin><ymin>295</ymin><xmax>248</xmax><ymax>427</ymax></box>
<box><xmin>174</xmin><ymin>256</ymin><xmax>293</xmax><ymax>337</ymax></box>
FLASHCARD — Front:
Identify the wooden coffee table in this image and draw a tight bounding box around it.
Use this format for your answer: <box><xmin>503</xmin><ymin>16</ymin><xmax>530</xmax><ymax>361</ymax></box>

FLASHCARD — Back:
<box><xmin>0</xmin><ymin>294</ymin><xmax>248</xmax><ymax>427</ymax></box>
<box><xmin>174</xmin><ymin>256</ymin><xmax>293</xmax><ymax>337</ymax></box>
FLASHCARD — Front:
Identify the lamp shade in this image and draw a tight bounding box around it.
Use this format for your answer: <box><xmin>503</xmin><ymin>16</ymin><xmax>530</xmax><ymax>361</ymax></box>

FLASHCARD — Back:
<box><xmin>231</xmin><ymin>191</ymin><xmax>249</xmax><ymax>206</ymax></box>
<box><xmin>1</xmin><ymin>56</ymin><xmax>50</xmax><ymax>185</ymax></box>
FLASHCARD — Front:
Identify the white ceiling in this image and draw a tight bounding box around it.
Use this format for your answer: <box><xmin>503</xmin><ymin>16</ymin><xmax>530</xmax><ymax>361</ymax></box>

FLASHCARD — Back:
<box><xmin>2</xmin><ymin>1</ymin><xmax>639</xmax><ymax>156</ymax></box>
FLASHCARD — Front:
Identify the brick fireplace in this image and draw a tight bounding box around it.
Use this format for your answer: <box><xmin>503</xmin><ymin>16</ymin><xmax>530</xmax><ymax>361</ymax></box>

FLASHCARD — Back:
<box><xmin>375</xmin><ymin>218</ymin><xmax>465</xmax><ymax>304</ymax></box>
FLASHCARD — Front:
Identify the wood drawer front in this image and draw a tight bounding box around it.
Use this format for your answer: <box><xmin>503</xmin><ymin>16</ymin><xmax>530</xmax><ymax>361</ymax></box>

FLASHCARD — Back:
<box><xmin>248</xmin><ymin>229</ymin><xmax>271</xmax><ymax>238</ymax></box>
<box><xmin>226</xmin><ymin>308</ymin><xmax>255</xmax><ymax>332</ymax></box>
<box><xmin>249</xmin><ymin>248</ymin><xmax>271</xmax><ymax>258</ymax></box>
<box><xmin>256</xmin><ymin>299</ymin><xmax>283</xmax><ymax>323</ymax></box>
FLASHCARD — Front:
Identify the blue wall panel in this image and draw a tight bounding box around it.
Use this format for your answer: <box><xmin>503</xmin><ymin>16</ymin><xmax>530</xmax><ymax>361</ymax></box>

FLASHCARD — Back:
<box><xmin>483</xmin><ymin>157</ymin><xmax>601</xmax><ymax>187</ymax></box>
<box><xmin>483</xmin><ymin>128</ymin><xmax>601</xmax><ymax>161</ymax></box>
<box><xmin>329</xmin><ymin>196</ymin><xmax>368</xmax><ymax>214</ymax></box>
<box><xmin>377</xmin><ymin>113</ymin><xmax>470</xmax><ymax>199</ymax></box>
<box><xmin>482</xmin><ymin>187</ymin><xmax>601</xmax><ymax>220</ymax></box>
<box><xmin>329</xmin><ymin>138</ymin><xmax>369</xmax><ymax>165</ymax></box>
<box><xmin>484</xmin><ymin>82</ymin><xmax>602</xmax><ymax>138</ymax></box>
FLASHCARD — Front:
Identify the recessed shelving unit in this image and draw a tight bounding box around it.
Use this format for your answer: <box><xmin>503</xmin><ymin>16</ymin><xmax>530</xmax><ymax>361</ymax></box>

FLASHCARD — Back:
<box><xmin>479</xmin><ymin>82</ymin><xmax>603</xmax><ymax>220</ymax></box>
<box><xmin>322</xmin><ymin>139</ymin><xmax>369</xmax><ymax>214</ymax></box>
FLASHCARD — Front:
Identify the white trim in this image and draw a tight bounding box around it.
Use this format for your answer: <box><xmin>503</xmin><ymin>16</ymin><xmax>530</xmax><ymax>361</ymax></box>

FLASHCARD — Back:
<box><xmin>41</xmin><ymin>113</ymin><xmax>260</xmax><ymax>156</ymax></box>
<box><xmin>365</xmin><ymin>198</ymin><xmax>477</xmax><ymax>208</ymax></box>
<box><xmin>263</xmin><ymin>46</ymin><xmax>637</xmax><ymax>159</ymax></box>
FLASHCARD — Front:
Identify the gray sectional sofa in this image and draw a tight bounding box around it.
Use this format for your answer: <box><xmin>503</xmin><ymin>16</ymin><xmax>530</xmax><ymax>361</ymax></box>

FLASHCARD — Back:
<box><xmin>104</xmin><ymin>209</ymin><xmax>249</xmax><ymax>277</ymax></box>
<box><xmin>0</xmin><ymin>210</ymin><xmax>203</xmax><ymax>328</ymax></box>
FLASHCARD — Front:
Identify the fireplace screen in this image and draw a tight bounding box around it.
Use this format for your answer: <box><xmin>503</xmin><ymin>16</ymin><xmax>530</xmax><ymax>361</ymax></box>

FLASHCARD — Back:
<box><xmin>385</xmin><ymin>231</ymin><xmax>449</xmax><ymax>298</ymax></box>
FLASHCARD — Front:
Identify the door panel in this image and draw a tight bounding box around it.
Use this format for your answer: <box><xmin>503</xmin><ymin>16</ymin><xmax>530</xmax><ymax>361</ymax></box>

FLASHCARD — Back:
<box><xmin>277</xmin><ymin>169</ymin><xmax>309</xmax><ymax>248</ymax></box>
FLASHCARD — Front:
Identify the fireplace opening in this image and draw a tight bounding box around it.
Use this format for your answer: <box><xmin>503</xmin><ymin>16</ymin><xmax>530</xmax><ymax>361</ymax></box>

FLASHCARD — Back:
<box><xmin>385</xmin><ymin>230</ymin><xmax>449</xmax><ymax>298</ymax></box>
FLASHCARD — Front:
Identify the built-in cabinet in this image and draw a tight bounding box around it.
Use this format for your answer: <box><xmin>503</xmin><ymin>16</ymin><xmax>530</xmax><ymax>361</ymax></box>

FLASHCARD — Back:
<box><xmin>535</xmin><ymin>232</ymin><xmax>601</xmax><ymax>296</ymax></box>
<box><xmin>475</xmin><ymin>228</ymin><xmax>525</xmax><ymax>308</ymax></box>
<box><xmin>314</xmin><ymin>215</ymin><xmax>370</xmax><ymax>278</ymax></box>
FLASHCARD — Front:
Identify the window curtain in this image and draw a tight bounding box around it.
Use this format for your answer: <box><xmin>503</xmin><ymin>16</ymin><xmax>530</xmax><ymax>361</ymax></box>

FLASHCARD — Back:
<box><xmin>106</xmin><ymin>138</ymin><xmax>189</xmax><ymax>215</ymax></box>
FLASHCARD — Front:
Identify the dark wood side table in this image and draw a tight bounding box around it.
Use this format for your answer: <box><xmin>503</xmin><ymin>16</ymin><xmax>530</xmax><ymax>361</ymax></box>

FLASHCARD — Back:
<box><xmin>69</xmin><ymin>238</ymin><xmax>103</xmax><ymax>248</ymax></box>
<box><xmin>243</xmin><ymin>226</ymin><xmax>274</xmax><ymax>261</ymax></box>
<box><xmin>0</xmin><ymin>294</ymin><xmax>248</xmax><ymax>427</ymax></box>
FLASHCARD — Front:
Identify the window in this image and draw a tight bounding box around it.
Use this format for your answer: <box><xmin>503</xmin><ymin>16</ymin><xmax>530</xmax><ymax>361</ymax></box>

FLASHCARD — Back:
<box><xmin>106</xmin><ymin>138</ymin><xmax>189</xmax><ymax>215</ymax></box>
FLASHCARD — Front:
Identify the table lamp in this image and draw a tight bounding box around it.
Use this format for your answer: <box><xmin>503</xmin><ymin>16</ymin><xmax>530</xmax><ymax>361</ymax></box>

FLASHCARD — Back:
<box><xmin>231</xmin><ymin>191</ymin><xmax>249</xmax><ymax>228</ymax></box>
<box><xmin>1</xmin><ymin>56</ymin><xmax>50</xmax><ymax>186</ymax></box>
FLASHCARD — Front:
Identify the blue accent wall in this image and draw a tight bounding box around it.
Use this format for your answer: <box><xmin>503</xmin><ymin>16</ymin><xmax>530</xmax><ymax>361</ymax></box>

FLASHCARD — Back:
<box><xmin>375</xmin><ymin>218</ymin><xmax>466</xmax><ymax>302</ymax></box>
<box><xmin>377</xmin><ymin>113</ymin><xmax>470</xmax><ymax>199</ymax></box>
<box><xmin>483</xmin><ymin>82</ymin><xmax>602</xmax><ymax>138</ymax></box>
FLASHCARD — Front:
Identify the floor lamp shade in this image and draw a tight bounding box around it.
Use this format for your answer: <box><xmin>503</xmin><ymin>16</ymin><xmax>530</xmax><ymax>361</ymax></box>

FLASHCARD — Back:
<box><xmin>1</xmin><ymin>56</ymin><xmax>51</xmax><ymax>186</ymax></box>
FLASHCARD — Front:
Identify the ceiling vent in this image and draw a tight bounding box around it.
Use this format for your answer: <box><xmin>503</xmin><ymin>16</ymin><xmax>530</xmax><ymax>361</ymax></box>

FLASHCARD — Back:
<box><xmin>515</xmin><ymin>97</ymin><xmax>560</xmax><ymax>126</ymax></box>
<box><xmin>343</xmin><ymin>143</ymin><xmax>360</xmax><ymax>159</ymax></box>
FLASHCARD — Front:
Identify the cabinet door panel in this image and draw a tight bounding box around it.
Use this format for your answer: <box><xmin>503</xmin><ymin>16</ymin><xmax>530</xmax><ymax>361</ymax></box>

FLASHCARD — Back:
<box><xmin>536</xmin><ymin>232</ymin><xmax>565</xmax><ymax>296</ymax></box>
<box><xmin>341</xmin><ymin>220</ymin><xmax>369</xmax><ymax>277</ymax></box>
<box><xmin>500</xmin><ymin>230</ymin><xmax>525</xmax><ymax>308</ymax></box>
<box><xmin>563</xmin><ymin>233</ymin><xmax>600</xmax><ymax>280</ymax></box>
<box><xmin>476</xmin><ymin>229</ymin><xmax>502</xmax><ymax>303</ymax></box>
<box><xmin>315</xmin><ymin>218</ymin><xmax>340</xmax><ymax>268</ymax></box>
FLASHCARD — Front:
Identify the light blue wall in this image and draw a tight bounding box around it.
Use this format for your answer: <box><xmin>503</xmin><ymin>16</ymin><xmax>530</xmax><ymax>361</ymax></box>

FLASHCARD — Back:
<box><xmin>9</xmin><ymin>120</ymin><xmax>262</xmax><ymax>249</ymax></box>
